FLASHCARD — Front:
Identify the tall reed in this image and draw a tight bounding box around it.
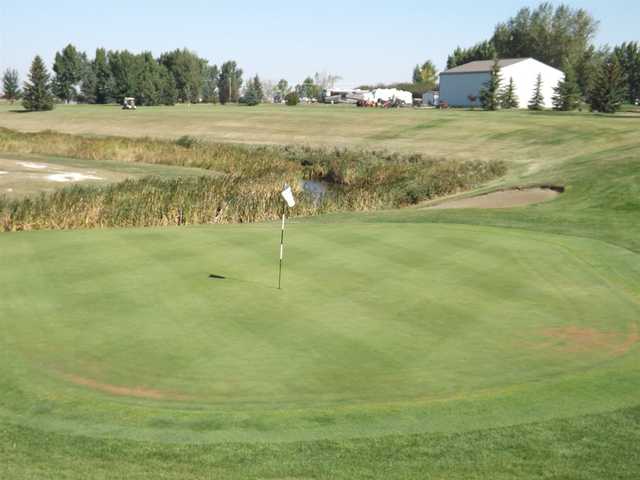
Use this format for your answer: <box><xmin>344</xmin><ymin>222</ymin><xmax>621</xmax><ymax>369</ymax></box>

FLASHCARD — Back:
<box><xmin>0</xmin><ymin>128</ymin><xmax>507</xmax><ymax>231</ymax></box>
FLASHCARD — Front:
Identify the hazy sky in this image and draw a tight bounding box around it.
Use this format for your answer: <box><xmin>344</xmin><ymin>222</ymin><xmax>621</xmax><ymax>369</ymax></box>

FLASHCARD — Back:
<box><xmin>1</xmin><ymin>1</ymin><xmax>638</xmax><ymax>87</ymax></box>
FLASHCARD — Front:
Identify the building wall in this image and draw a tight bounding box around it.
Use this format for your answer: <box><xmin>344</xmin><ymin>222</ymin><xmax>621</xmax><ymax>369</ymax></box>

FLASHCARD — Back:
<box><xmin>501</xmin><ymin>59</ymin><xmax>564</xmax><ymax>109</ymax></box>
<box><xmin>439</xmin><ymin>72</ymin><xmax>490</xmax><ymax>107</ymax></box>
<box><xmin>439</xmin><ymin>59</ymin><xmax>564</xmax><ymax>109</ymax></box>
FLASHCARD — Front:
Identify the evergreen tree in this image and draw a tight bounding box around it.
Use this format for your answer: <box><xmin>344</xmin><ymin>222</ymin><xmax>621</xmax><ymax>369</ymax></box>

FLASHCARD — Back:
<box><xmin>243</xmin><ymin>75</ymin><xmax>263</xmax><ymax>106</ymax></box>
<box><xmin>22</xmin><ymin>55</ymin><xmax>55</xmax><ymax>111</ymax></box>
<box><xmin>479</xmin><ymin>59</ymin><xmax>502</xmax><ymax>110</ymax></box>
<box><xmin>243</xmin><ymin>81</ymin><xmax>258</xmax><ymax>106</ymax></box>
<box><xmin>499</xmin><ymin>77</ymin><xmax>519</xmax><ymax>109</ymax></box>
<box><xmin>253</xmin><ymin>75</ymin><xmax>264</xmax><ymax>102</ymax></box>
<box><xmin>2</xmin><ymin>69</ymin><xmax>21</xmax><ymax>103</ymax></box>
<box><xmin>52</xmin><ymin>44</ymin><xmax>83</xmax><ymax>102</ymax></box>
<box><xmin>94</xmin><ymin>48</ymin><xmax>113</xmax><ymax>104</ymax></box>
<box><xmin>412</xmin><ymin>65</ymin><xmax>422</xmax><ymax>84</ymax></box>
<box><xmin>552</xmin><ymin>63</ymin><xmax>582</xmax><ymax>111</ymax></box>
<box><xmin>528</xmin><ymin>74</ymin><xmax>545</xmax><ymax>110</ymax></box>
<box><xmin>589</xmin><ymin>58</ymin><xmax>627</xmax><ymax>113</ymax></box>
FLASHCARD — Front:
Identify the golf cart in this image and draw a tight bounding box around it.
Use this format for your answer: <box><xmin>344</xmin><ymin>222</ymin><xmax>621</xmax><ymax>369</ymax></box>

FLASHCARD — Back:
<box><xmin>122</xmin><ymin>97</ymin><xmax>137</xmax><ymax>110</ymax></box>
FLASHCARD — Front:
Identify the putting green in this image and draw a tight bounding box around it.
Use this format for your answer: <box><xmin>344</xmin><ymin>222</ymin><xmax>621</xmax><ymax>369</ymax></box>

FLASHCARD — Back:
<box><xmin>1</xmin><ymin>222</ymin><xmax>639</xmax><ymax>443</ymax></box>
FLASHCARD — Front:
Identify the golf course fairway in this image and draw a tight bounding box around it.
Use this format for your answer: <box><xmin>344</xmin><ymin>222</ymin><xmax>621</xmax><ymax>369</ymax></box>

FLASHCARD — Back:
<box><xmin>2</xmin><ymin>221</ymin><xmax>639</xmax><ymax>444</ymax></box>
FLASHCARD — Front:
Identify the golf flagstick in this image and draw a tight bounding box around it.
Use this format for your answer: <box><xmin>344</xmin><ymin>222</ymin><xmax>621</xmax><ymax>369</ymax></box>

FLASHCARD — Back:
<box><xmin>278</xmin><ymin>185</ymin><xmax>296</xmax><ymax>290</ymax></box>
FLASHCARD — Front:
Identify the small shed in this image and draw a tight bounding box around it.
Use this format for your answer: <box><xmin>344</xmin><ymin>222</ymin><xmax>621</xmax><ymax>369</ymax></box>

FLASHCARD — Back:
<box><xmin>422</xmin><ymin>91</ymin><xmax>439</xmax><ymax>107</ymax></box>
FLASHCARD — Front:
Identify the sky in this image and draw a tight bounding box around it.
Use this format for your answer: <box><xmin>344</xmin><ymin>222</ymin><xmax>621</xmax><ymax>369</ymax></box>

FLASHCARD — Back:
<box><xmin>1</xmin><ymin>1</ymin><xmax>639</xmax><ymax>88</ymax></box>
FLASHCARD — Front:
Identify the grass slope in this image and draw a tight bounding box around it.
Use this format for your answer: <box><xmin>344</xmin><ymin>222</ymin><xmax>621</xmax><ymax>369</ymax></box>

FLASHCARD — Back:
<box><xmin>0</xmin><ymin>103</ymin><xmax>638</xmax><ymax>163</ymax></box>
<box><xmin>1</xmin><ymin>107</ymin><xmax>640</xmax><ymax>478</ymax></box>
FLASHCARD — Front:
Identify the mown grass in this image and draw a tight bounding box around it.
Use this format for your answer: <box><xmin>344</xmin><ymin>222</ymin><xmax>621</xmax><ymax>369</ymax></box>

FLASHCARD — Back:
<box><xmin>1</xmin><ymin>107</ymin><xmax>640</xmax><ymax>479</ymax></box>
<box><xmin>3</xmin><ymin>405</ymin><xmax>640</xmax><ymax>479</ymax></box>
<box><xmin>2</xmin><ymin>221</ymin><xmax>640</xmax><ymax>477</ymax></box>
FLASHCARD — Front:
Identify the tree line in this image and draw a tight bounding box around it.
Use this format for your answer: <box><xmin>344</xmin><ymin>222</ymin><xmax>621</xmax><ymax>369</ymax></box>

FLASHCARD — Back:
<box><xmin>2</xmin><ymin>46</ymin><xmax>262</xmax><ymax>110</ymax></box>
<box><xmin>443</xmin><ymin>3</ymin><xmax>640</xmax><ymax>109</ymax></box>
<box><xmin>2</xmin><ymin>45</ymin><xmax>347</xmax><ymax>111</ymax></box>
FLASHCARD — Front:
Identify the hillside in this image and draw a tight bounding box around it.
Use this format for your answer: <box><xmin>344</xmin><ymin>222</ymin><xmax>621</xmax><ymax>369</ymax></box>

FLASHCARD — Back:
<box><xmin>1</xmin><ymin>105</ymin><xmax>639</xmax><ymax>479</ymax></box>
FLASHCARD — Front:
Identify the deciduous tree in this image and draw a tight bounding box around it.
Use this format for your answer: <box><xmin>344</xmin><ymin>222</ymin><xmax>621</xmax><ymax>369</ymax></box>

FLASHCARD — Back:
<box><xmin>53</xmin><ymin>44</ymin><xmax>83</xmax><ymax>102</ymax></box>
<box><xmin>78</xmin><ymin>52</ymin><xmax>97</xmax><ymax>104</ymax></box>
<box><xmin>218</xmin><ymin>61</ymin><xmax>243</xmax><ymax>104</ymax></box>
<box><xmin>202</xmin><ymin>65</ymin><xmax>219</xmax><ymax>103</ymax></box>
<box><xmin>413</xmin><ymin>60</ymin><xmax>438</xmax><ymax>85</ymax></box>
<box><xmin>447</xmin><ymin>41</ymin><xmax>497</xmax><ymax>69</ymax></box>
<box><xmin>94</xmin><ymin>48</ymin><xmax>114</xmax><ymax>104</ymax></box>
<box><xmin>613</xmin><ymin>42</ymin><xmax>640</xmax><ymax>103</ymax></box>
<box><xmin>159</xmin><ymin>49</ymin><xmax>207</xmax><ymax>103</ymax></box>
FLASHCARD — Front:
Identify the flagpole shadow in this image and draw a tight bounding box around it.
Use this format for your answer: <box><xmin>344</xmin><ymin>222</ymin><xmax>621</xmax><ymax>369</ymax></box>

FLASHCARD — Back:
<box><xmin>208</xmin><ymin>274</ymin><xmax>279</xmax><ymax>290</ymax></box>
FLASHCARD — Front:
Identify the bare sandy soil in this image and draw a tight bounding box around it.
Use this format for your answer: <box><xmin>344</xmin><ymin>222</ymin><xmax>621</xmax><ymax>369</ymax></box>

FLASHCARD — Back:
<box><xmin>0</xmin><ymin>157</ymin><xmax>108</xmax><ymax>197</ymax></box>
<box><xmin>430</xmin><ymin>188</ymin><xmax>560</xmax><ymax>209</ymax></box>
<box><xmin>0</xmin><ymin>155</ymin><xmax>215</xmax><ymax>199</ymax></box>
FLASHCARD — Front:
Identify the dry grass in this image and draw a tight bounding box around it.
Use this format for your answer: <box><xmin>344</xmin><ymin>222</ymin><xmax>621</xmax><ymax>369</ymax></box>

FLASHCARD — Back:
<box><xmin>0</xmin><ymin>129</ymin><xmax>505</xmax><ymax>231</ymax></box>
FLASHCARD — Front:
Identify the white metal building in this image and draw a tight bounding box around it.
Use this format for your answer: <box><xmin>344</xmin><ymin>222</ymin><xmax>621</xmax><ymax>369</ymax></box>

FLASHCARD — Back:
<box><xmin>439</xmin><ymin>58</ymin><xmax>564</xmax><ymax>109</ymax></box>
<box><xmin>361</xmin><ymin>88</ymin><xmax>413</xmax><ymax>105</ymax></box>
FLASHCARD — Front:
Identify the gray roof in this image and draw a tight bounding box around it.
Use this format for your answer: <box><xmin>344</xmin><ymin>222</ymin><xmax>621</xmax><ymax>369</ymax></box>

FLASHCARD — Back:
<box><xmin>440</xmin><ymin>58</ymin><xmax>529</xmax><ymax>75</ymax></box>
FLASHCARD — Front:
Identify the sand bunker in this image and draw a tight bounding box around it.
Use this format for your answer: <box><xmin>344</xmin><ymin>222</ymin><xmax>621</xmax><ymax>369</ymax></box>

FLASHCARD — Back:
<box><xmin>431</xmin><ymin>187</ymin><xmax>561</xmax><ymax>210</ymax></box>
<box><xmin>47</xmin><ymin>172</ymin><xmax>103</xmax><ymax>183</ymax></box>
<box><xmin>17</xmin><ymin>161</ymin><xmax>49</xmax><ymax>170</ymax></box>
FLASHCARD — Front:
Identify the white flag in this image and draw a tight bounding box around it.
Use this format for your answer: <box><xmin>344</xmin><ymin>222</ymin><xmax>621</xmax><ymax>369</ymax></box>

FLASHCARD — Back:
<box><xmin>281</xmin><ymin>185</ymin><xmax>296</xmax><ymax>208</ymax></box>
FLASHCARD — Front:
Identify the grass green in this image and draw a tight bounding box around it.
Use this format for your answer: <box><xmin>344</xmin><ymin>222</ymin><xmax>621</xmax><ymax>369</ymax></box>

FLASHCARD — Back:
<box><xmin>1</xmin><ymin>105</ymin><xmax>640</xmax><ymax>478</ymax></box>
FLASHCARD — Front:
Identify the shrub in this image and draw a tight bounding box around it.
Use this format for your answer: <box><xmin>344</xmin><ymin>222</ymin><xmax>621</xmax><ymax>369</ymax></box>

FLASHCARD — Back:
<box><xmin>175</xmin><ymin>135</ymin><xmax>201</xmax><ymax>149</ymax></box>
<box><xmin>285</xmin><ymin>92</ymin><xmax>299</xmax><ymax>106</ymax></box>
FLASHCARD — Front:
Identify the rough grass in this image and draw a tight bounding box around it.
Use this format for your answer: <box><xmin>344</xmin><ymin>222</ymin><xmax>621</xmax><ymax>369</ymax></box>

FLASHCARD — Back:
<box><xmin>0</xmin><ymin>129</ymin><xmax>505</xmax><ymax>230</ymax></box>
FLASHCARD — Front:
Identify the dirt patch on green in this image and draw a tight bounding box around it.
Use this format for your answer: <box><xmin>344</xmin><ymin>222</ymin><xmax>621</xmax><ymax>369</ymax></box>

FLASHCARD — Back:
<box><xmin>536</xmin><ymin>323</ymin><xmax>639</xmax><ymax>356</ymax></box>
<box><xmin>62</xmin><ymin>373</ymin><xmax>191</xmax><ymax>401</ymax></box>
